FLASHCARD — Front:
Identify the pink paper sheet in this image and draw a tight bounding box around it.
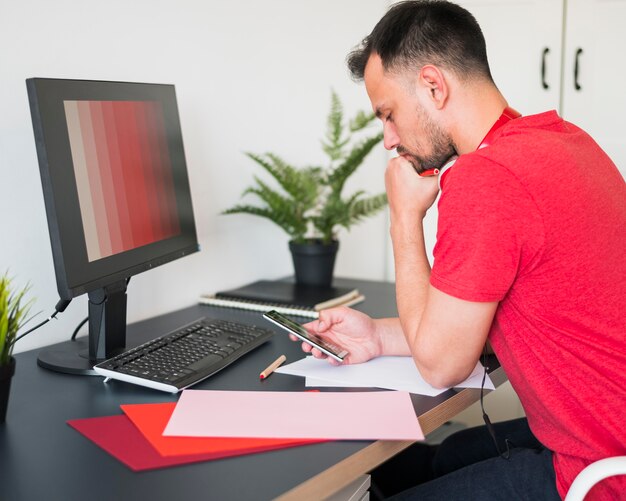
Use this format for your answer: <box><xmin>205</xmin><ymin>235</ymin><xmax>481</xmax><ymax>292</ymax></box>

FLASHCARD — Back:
<box><xmin>164</xmin><ymin>390</ymin><xmax>424</xmax><ymax>441</ymax></box>
<box><xmin>121</xmin><ymin>402</ymin><xmax>323</xmax><ymax>456</ymax></box>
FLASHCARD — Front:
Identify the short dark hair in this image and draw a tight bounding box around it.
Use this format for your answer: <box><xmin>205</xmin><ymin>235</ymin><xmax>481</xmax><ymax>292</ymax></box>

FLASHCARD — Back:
<box><xmin>347</xmin><ymin>0</ymin><xmax>493</xmax><ymax>83</ymax></box>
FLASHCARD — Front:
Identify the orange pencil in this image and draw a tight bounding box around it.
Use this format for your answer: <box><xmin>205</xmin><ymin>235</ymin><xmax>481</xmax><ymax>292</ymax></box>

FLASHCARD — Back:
<box><xmin>419</xmin><ymin>168</ymin><xmax>440</xmax><ymax>177</ymax></box>
<box><xmin>259</xmin><ymin>355</ymin><xmax>287</xmax><ymax>379</ymax></box>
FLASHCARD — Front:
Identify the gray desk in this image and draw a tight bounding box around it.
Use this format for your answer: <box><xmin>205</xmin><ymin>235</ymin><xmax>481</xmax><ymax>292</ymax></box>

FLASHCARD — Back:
<box><xmin>0</xmin><ymin>278</ymin><xmax>505</xmax><ymax>501</ymax></box>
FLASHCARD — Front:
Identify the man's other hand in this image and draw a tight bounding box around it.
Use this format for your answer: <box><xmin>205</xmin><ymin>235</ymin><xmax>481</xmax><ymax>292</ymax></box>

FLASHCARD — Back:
<box><xmin>288</xmin><ymin>307</ymin><xmax>382</xmax><ymax>365</ymax></box>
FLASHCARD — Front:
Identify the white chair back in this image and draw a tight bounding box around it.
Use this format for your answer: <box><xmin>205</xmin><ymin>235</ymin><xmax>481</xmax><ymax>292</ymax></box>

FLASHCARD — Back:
<box><xmin>564</xmin><ymin>456</ymin><xmax>626</xmax><ymax>501</ymax></box>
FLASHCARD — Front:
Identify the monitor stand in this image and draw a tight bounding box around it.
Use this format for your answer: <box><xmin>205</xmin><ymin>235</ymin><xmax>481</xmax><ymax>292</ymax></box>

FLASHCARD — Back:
<box><xmin>37</xmin><ymin>281</ymin><xmax>128</xmax><ymax>375</ymax></box>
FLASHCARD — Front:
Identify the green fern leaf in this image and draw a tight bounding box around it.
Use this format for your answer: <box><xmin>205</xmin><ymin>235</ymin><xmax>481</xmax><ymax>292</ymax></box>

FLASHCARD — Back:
<box><xmin>349</xmin><ymin>110</ymin><xmax>376</xmax><ymax>132</ymax></box>
<box><xmin>342</xmin><ymin>192</ymin><xmax>388</xmax><ymax>229</ymax></box>
<box><xmin>321</xmin><ymin>90</ymin><xmax>349</xmax><ymax>162</ymax></box>
<box><xmin>245</xmin><ymin>152</ymin><xmax>303</xmax><ymax>201</ymax></box>
<box><xmin>222</xmin><ymin>204</ymin><xmax>306</xmax><ymax>240</ymax></box>
<box><xmin>243</xmin><ymin>177</ymin><xmax>310</xmax><ymax>236</ymax></box>
<box><xmin>328</xmin><ymin>132</ymin><xmax>383</xmax><ymax>195</ymax></box>
<box><xmin>326</xmin><ymin>90</ymin><xmax>343</xmax><ymax>146</ymax></box>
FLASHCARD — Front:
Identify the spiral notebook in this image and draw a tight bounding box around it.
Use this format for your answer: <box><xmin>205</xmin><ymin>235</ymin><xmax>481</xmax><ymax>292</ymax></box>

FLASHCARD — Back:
<box><xmin>199</xmin><ymin>280</ymin><xmax>364</xmax><ymax>318</ymax></box>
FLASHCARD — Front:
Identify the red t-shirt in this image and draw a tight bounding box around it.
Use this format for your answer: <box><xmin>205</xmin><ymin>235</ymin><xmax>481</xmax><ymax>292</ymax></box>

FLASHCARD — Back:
<box><xmin>430</xmin><ymin>111</ymin><xmax>626</xmax><ymax>499</ymax></box>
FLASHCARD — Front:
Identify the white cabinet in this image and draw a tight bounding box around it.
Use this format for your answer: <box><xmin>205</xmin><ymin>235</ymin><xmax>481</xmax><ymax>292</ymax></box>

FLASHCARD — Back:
<box><xmin>562</xmin><ymin>0</ymin><xmax>626</xmax><ymax>176</ymax></box>
<box><xmin>458</xmin><ymin>0</ymin><xmax>626</xmax><ymax>176</ymax></box>
<box><xmin>456</xmin><ymin>0</ymin><xmax>564</xmax><ymax>116</ymax></box>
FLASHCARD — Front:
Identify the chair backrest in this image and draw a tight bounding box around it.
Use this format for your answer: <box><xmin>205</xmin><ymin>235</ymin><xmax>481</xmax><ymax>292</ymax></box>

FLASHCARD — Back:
<box><xmin>564</xmin><ymin>456</ymin><xmax>626</xmax><ymax>501</ymax></box>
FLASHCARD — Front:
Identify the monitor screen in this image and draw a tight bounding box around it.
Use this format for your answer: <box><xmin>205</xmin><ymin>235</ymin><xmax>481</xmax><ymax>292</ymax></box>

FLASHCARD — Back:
<box><xmin>27</xmin><ymin>78</ymin><xmax>199</xmax><ymax>374</ymax></box>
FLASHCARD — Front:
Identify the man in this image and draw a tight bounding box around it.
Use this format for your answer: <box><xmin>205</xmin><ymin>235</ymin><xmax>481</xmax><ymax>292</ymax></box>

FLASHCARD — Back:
<box><xmin>292</xmin><ymin>1</ymin><xmax>626</xmax><ymax>499</ymax></box>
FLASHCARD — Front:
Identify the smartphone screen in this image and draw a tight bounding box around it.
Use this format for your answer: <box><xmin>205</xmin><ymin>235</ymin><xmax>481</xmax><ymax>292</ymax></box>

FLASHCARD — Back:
<box><xmin>263</xmin><ymin>310</ymin><xmax>349</xmax><ymax>362</ymax></box>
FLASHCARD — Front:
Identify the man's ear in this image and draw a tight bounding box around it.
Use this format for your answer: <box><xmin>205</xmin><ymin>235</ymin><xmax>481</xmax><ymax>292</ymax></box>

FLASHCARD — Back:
<box><xmin>419</xmin><ymin>65</ymin><xmax>448</xmax><ymax>110</ymax></box>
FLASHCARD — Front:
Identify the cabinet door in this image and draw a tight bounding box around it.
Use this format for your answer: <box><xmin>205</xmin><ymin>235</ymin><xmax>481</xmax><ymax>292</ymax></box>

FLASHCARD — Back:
<box><xmin>457</xmin><ymin>0</ymin><xmax>563</xmax><ymax>115</ymax></box>
<box><xmin>562</xmin><ymin>0</ymin><xmax>626</xmax><ymax>176</ymax></box>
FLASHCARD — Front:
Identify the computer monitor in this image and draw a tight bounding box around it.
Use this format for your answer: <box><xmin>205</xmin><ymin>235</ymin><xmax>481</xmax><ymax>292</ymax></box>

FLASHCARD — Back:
<box><xmin>26</xmin><ymin>78</ymin><xmax>199</xmax><ymax>375</ymax></box>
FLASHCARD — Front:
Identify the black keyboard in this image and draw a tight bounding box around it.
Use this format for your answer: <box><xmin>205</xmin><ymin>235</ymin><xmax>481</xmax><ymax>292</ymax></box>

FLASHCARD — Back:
<box><xmin>93</xmin><ymin>317</ymin><xmax>273</xmax><ymax>392</ymax></box>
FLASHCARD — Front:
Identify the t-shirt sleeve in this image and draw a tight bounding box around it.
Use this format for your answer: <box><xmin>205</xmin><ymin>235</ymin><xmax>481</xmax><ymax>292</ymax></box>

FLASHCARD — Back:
<box><xmin>430</xmin><ymin>156</ymin><xmax>543</xmax><ymax>302</ymax></box>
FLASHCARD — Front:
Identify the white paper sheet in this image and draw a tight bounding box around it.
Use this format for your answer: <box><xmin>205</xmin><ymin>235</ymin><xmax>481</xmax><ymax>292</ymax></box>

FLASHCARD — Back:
<box><xmin>306</xmin><ymin>377</ymin><xmax>364</xmax><ymax>387</ymax></box>
<box><xmin>277</xmin><ymin>356</ymin><xmax>494</xmax><ymax>396</ymax></box>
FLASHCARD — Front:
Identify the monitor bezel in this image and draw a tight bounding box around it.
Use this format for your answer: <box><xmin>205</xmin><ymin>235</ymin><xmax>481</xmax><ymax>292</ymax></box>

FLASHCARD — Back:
<box><xmin>27</xmin><ymin>78</ymin><xmax>199</xmax><ymax>300</ymax></box>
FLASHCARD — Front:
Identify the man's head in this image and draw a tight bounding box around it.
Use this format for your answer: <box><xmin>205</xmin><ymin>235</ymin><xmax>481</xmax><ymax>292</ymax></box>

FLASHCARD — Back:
<box><xmin>347</xmin><ymin>1</ymin><xmax>498</xmax><ymax>172</ymax></box>
<box><xmin>347</xmin><ymin>0</ymin><xmax>492</xmax><ymax>84</ymax></box>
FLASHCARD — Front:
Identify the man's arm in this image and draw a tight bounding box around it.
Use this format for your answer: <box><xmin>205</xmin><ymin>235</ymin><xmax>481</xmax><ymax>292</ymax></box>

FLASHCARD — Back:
<box><xmin>298</xmin><ymin>157</ymin><xmax>498</xmax><ymax>382</ymax></box>
<box><xmin>388</xmin><ymin>157</ymin><xmax>498</xmax><ymax>388</ymax></box>
<box><xmin>413</xmin><ymin>285</ymin><xmax>497</xmax><ymax>388</ymax></box>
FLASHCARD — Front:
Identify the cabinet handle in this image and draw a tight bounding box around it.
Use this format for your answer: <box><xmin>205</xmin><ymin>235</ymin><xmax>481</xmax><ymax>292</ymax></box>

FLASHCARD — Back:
<box><xmin>574</xmin><ymin>48</ymin><xmax>583</xmax><ymax>91</ymax></box>
<box><xmin>541</xmin><ymin>47</ymin><xmax>550</xmax><ymax>89</ymax></box>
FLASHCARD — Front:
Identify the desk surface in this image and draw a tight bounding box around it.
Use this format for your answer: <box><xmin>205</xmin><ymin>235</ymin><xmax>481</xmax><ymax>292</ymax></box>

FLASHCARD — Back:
<box><xmin>0</xmin><ymin>278</ymin><xmax>504</xmax><ymax>501</ymax></box>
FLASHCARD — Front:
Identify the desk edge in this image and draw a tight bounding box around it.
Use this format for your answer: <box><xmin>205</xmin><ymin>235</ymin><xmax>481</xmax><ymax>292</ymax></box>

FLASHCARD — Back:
<box><xmin>274</xmin><ymin>366</ymin><xmax>507</xmax><ymax>501</ymax></box>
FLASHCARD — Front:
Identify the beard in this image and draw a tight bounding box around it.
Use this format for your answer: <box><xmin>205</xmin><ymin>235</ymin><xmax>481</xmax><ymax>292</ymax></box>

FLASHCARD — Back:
<box><xmin>397</xmin><ymin>108</ymin><xmax>456</xmax><ymax>174</ymax></box>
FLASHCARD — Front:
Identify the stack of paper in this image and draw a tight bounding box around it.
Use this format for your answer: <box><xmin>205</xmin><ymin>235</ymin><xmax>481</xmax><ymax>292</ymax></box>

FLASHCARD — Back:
<box><xmin>68</xmin><ymin>401</ymin><xmax>322</xmax><ymax>471</ymax></box>
<box><xmin>68</xmin><ymin>388</ymin><xmax>424</xmax><ymax>471</ymax></box>
<box><xmin>275</xmin><ymin>356</ymin><xmax>494</xmax><ymax>397</ymax></box>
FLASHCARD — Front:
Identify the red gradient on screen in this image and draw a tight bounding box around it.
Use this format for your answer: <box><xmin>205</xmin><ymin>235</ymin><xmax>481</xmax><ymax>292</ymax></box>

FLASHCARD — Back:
<box><xmin>64</xmin><ymin>100</ymin><xmax>180</xmax><ymax>262</ymax></box>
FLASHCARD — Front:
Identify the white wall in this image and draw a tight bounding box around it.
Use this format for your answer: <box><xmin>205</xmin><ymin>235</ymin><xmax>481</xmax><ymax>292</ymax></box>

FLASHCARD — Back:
<box><xmin>0</xmin><ymin>0</ymin><xmax>391</xmax><ymax>353</ymax></box>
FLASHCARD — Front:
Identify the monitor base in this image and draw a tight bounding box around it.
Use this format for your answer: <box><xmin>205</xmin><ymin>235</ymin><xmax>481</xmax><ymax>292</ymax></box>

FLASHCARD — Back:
<box><xmin>37</xmin><ymin>282</ymin><xmax>129</xmax><ymax>376</ymax></box>
<box><xmin>37</xmin><ymin>339</ymin><xmax>100</xmax><ymax>375</ymax></box>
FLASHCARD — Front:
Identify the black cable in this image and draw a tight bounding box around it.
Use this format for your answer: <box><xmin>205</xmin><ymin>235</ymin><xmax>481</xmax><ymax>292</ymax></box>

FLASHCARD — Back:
<box><xmin>12</xmin><ymin>298</ymin><xmax>71</xmax><ymax>345</ymax></box>
<box><xmin>70</xmin><ymin>317</ymin><xmax>89</xmax><ymax>341</ymax></box>
<box><xmin>14</xmin><ymin>310</ymin><xmax>59</xmax><ymax>344</ymax></box>
<box><xmin>481</xmin><ymin>348</ymin><xmax>511</xmax><ymax>459</ymax></box>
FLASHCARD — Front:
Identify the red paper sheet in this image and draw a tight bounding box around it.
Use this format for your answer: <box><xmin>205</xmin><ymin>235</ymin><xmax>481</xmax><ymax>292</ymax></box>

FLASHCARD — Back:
<box><xmin>121</xmin><ymin>402</ymin><xmax>322</xmax><ymax>456</ymax></box>
<box><xmin>67</xmin><ymin>414</ymin><xmax>227</xmax><ymax>471</ymax></box>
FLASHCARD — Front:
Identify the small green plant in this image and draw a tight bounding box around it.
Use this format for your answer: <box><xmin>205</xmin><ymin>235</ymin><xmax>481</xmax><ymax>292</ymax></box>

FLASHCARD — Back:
<box><xmin>223</xmin><ymin>90</ymin><xmax>387</xmax><ymax>245</ymax></box>
<box><xmin>0</xmin><ymin>273</ymin><xmax>34</xmax><ymax>366</ymax></box>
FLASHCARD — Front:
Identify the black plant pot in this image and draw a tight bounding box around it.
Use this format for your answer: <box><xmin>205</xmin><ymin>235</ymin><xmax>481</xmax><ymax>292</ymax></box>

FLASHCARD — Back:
<box><xmin>0</xmin><ymin>356</ymin><xmax>16</xmax><ymax>424</ymax></box>
<box><xmin>289</xmin><ymin>240</ymin><xmax>339</xmax><ymax>288</ymax></box>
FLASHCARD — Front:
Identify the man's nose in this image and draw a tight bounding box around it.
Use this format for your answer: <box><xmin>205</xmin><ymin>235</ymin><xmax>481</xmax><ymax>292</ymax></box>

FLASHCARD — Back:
<box><xmin>383</xmin><ymin>123</ymin><xmax>400</xmax><ymax>150</ymax></box>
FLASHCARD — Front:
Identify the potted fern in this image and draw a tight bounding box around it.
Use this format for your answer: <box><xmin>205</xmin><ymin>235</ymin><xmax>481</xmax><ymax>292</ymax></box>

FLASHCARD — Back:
<box><xmin>223</xmin><ymin>91</ymin><xmax>386</xmax><ymax>287</ymax></box>
<box><xmin>0</xmin><ymin>272</ymin><xmax>34</xmax><ymax>423</ymax></box>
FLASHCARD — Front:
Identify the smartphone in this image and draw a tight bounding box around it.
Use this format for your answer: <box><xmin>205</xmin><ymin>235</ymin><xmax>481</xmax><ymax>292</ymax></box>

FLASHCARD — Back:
<box><xmin>263</xmin><ymin>310</ymin><xmax>349</xmax><ymax>362</ymax></box>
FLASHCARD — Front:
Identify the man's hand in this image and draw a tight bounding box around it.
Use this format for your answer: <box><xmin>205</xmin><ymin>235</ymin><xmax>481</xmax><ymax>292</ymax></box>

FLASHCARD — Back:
<box><xmin>289</xmin><ymin>308</ymin><xmax>411</xmax><ymax>365</ymax></box>
<box><xmin>289</xmin><ymin>307</ymin><xmax>382</xmax><ymax>365</ymax></box>
<box><xmin>385</xmin><ymin>156</ymin><xmax>440</xmax><ymax>227</ymax></box>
